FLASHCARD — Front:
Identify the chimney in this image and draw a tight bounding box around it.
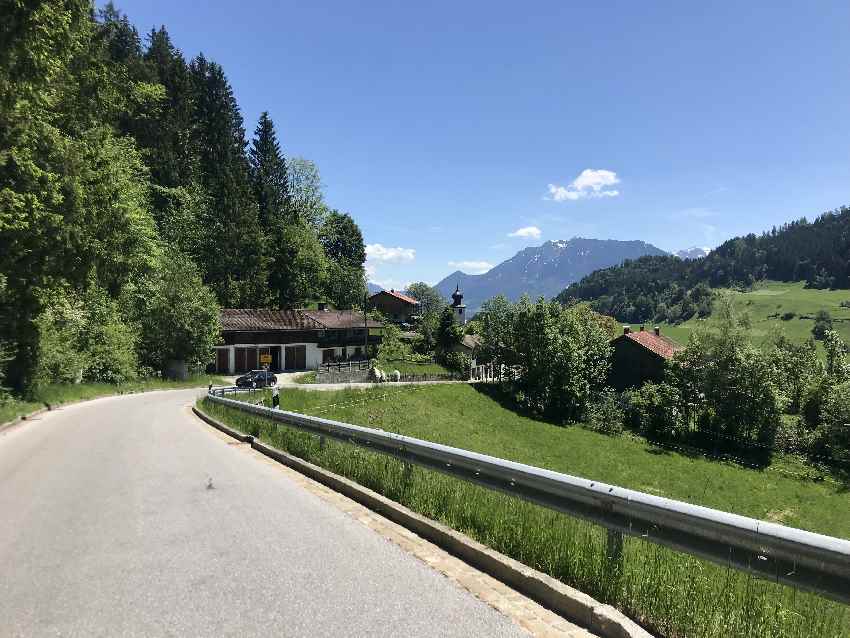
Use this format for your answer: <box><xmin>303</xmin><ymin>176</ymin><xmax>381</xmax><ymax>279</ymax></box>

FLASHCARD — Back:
<box><xmin>623</xmin><ymin>326</ymin><xmax>631</xmax><ymax>335</ymax></box>
<box><xmin>654</xmin><ymin>326</ymin><xmax>660</xmax><ymax>336</ymax></box>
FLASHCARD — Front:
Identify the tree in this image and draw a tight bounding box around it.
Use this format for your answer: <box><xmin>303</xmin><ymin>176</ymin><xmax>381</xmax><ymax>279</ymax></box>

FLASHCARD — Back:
<box><xmin>406</xmin><ymin>282</ymin><xmax>445</xmax><ymax>319</ymax></box>
<box><xmin>823</xmin><ymin>329</ymin><xmax>849</xmax><ymax>379</ymax></box>
<box><xmin>436</xmin><ymin>307</ymin><xmax>463</xmax><ymax>353</ymax></box>
<box><xmin>812</xmin><ymin>309</ymin><xmax>833</xmax><ymax>341</ymax></box>
<box><xmin>189</xmin><ymin>55</ymin><xmax>267</xmax><ymax>307</ymax></box>
<box><xmin>319</xmin><ymin>211</ymin><xmax>366</xmax><ymax>266</ymax></box>
<box><xmin>288</xmin><ymin>156</ymin><xmax>327</xmax><ymax>227</ymax></box>
<box><xmin>249</xmin><ymin>111</ymin><xmax>290</xmax><ymax>227</ymax></box>
<box><xmin>319</xmin><ymin>211</ymin><xmax>366</xmax><ymax>308</ymax></box>
<box><xmin>124</xmin><ymin>254</ymin><xmax>220</xmax><ymax>374</ymax></box>
<box><xmin>268</xmin><ymin>221</ymin><xmax>328</xmax><ymax>308</ymax></box>
<box><xmin>669</xmin><ymin>296</ymin><xmax>782</xmax><ymax>447</ymax></box>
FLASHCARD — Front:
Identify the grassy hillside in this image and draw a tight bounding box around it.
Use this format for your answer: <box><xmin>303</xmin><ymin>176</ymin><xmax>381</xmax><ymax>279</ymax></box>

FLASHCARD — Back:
<box><xmin>261</xmin><ymin>383</ymin><xmax>849</xmax><ymax>538</ymax></box>
<box><xmin>654</xmin><ymin>281</ymin><xmax>850</xmax><ymax>349</ymax></box>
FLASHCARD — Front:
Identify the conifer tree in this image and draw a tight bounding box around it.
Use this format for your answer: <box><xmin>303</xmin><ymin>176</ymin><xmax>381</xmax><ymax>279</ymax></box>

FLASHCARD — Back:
<box><xmin>249</xmin><ymin>112</ymin><xmax>291</xmax><ymax>227</ymax></box>
<box><xmin>189</xmin><ymin>55</ymin><xmax>268</xmax><ymax>307</ymax></box>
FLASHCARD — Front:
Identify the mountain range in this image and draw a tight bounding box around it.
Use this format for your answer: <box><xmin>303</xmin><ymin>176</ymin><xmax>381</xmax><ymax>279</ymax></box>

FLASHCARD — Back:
<box><xmin>429</xmin><ymin>237</ymin><xmax>668</xmax><ymax>314</ymax></box>
<box><xmin>675</xmin><ymin>246</ymin><xmax>711</xmax><ymax>260</ymax></box>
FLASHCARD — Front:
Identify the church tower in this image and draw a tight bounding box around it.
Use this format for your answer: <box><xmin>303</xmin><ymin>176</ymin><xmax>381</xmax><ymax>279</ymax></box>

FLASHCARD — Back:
<box><xmin>451</xmin><ymin>284</ymin><xmax>466</xmax><ymax>325</ymax></box>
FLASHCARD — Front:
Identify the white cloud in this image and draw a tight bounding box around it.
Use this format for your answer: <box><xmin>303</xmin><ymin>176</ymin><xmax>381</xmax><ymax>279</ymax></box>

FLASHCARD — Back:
<box><xmin>508</xmin><ymin>225</ymin><xmax>542</xmax><ymax>239</ymax></box>
<box><xmin>365</xmin><ymin>243</ymin><xmax>416</xmax><ymax>263</ymax></box>
<box><xmin>547</xmin><ymin>169</ymin><xmax>620</xmax><ymax>202</ymax></box>
<box><xmin>448</xmin><ymin>260</ymin><xmax>494</xmax><ymax>274</ymax></box>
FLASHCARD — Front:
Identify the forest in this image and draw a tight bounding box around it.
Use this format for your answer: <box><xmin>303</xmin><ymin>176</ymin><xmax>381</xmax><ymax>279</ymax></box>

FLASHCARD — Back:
<box><xmin>0</xmin><ymin>2</ymin><xmax>367</xmax><ymax>394</ymax></box>
<box><xmin>557</xmin><ymin>206</ymin><xmax>850</xmax><ymax>323</ymax></box>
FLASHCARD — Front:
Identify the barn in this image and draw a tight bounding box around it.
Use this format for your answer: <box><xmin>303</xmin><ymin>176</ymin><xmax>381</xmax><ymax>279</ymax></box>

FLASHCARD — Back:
<box><xmin>214</xmin><ymin>307</ymin><xmax>383</xmax><ymax>374</ymax></box>
<box><xmin>608</xmin><ymin>326</ymin><xmax>683</xmax><ymax>391</ymax></box>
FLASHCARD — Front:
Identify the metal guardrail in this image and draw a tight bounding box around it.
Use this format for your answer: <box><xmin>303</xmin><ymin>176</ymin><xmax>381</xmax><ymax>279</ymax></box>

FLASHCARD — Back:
<box><xmin>206</xmin><ymin>386</ymin><xmax>850</xmax><ymax>604</ymax></box>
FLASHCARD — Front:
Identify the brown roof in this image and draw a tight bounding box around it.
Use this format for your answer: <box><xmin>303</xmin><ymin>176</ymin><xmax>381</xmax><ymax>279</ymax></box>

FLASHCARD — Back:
<box><xmin>221</xmin><ymin>309</ymin><xmax>322</xmax><ymax>331</ymax></box>
<box><xmin>302</xmin><ymin>309</ymin><xmax>383</xmax><ymax>329</ymax></box>
<box><xmin>613</xmin><ymin>330</ymin><xmax>683</xmax><ymax>359</ymax></box>
<box><xmin>462</xmin><ymin>334</ymin><xmax>482</xmax><ymax>349</ymax></box>
<box><xmin>370</xmin><ymin>289</ymin><xmax>419</xmax><ymax>306</ymax></box>
<box><xmin>221</xmin><ymin>308</ymin><xmax>382</xmax><ymax>332</ymax></box>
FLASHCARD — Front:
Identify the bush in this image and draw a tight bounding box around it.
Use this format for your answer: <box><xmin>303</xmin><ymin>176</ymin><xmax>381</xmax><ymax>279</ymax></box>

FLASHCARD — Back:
<box><xmin>34</xmin><ymin>288</ymin><xmax>138</xmax><ymax>386</ymax></box>
<box><xmin>780</xmin><ymin>311</ymin><xmax>796</xmax><ymax>321</ymax></box>
<box><xmin>812</xmin><ymin>309</ymin><xmax>833</xmax><ymax>340</ymax></box>
<box><xmin>623</xmin><ymin>382</ymin><xmax>683</xmax><ymax>440</ymax></box>
<box><xmin>815</xmin><ymin>380</ymin><xmax>850</xmax><ymax>463</ymax></box>
<box><xmin>587</xmin><ymin>388</ymin><xmax>624</xmax><ymax>435</ymax></box>
<box><xmin>802</xmin><ymin>377</ymin><xmax>832</xmax><ymax>429</ymax></box>
<box><xmin>438</xmin><ymin>351</ymin><xmax>469</xmax><ymax>374</ymax></box>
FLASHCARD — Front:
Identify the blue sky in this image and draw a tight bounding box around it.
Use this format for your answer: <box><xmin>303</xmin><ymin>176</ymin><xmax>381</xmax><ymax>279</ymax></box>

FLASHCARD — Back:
<box><xmin>109</xmin><ymin>1</ymin><xmax>850</xmax><ymax>289</ymax></box>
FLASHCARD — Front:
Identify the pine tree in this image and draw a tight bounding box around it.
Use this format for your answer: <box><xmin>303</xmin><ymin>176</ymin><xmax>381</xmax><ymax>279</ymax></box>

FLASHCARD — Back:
<box><xmin>189</xmin><ymin>55</ymin><xmax>268</xmax><ymax>307</ymax></box>
<box><xmin>142</xmin><ymin>26</ymin><xmax>197</xmax><ymax>187</ymax></box>
<box><xmin>249</xmin><ymin>112</ymin><xmax>290</xmax><ymax>227</ymax></box>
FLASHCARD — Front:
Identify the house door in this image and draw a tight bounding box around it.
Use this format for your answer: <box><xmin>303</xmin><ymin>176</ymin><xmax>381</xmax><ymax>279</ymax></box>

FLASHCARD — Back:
<box><xmin>246</xmin><ymin>347</ymin><xmax>258</xmax><ymax>371</ymax></box>
<box><xmin>284</xmin><ymin>345</ymin><xmax>307</xmax><ymax>370</ymax></box>
<box><xmin>235</xmin><ymin>348</ymin><xmax>247</xmax><ymax>373</ymax></box>
<box><xmin>271</xmin><ymin>346</ymin><xmax>282</xmax><ymax>371</ymax></box>
<box><xmin>216</xmin><ymin>349</ymin><xmax>229</xmax><ymax>373</ymax></box>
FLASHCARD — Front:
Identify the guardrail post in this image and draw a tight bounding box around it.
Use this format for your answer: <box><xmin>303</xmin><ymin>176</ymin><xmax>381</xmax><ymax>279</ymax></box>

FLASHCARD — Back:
<box><xmin>607</xmin><ymin>528</ymin><xmax>624</xmax><ymax>575</ymax></box>
<box><xmin>319</xmin><ymin>435</ymin><xmax>327</xmax><ymax>450</ymax></box>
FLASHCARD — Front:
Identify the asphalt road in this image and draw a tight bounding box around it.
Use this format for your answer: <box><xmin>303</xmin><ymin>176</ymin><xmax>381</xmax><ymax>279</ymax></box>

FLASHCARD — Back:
<box><xmin>0</xmin><ymin>389</ymin><xmax>527</xmax><ymax>638</ymax></box>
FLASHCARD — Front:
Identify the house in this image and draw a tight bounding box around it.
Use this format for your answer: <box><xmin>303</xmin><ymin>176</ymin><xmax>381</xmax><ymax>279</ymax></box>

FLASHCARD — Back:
<box><xmin>608</xmin><ymin>325</ymin><xmax>683</xmax><ymax>391</ymax></box>
<box><xmin>214</xmin><ymin>306</ymin><xmax>383</xmax><ymax>374</ymax></box>
<box><xmin>368</xmin><ymin>289</ymin><xmax>420</xmax><ymax>324</ymax></box>
<box><xmin>452</xmin><ymin>333</ymin><xmax>483</xmax><ymax>365</ymax></box>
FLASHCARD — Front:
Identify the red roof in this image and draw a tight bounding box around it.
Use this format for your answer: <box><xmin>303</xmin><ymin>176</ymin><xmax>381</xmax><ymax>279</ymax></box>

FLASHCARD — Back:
<box><xmin>614</xmin><ymin>330</ymin><xmax>683</xmax><ymax>359</ymax></box>
<box><xmin>370</xmin><ymin>289</ymin><xmax>419</xmax><ymax>306</ymax></box>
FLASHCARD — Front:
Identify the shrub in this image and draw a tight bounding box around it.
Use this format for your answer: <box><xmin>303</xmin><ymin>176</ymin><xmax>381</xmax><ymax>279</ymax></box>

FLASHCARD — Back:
<box><xmin>34</xmin><ymin>288</ymin><xmax>138</xmax><ymax>386</ymax></box>
<box><xmin>780</xmin><ymin>311</ymin><xmax>796</xmax><ymax>321</ymax></box>
<box><xmin>623</xmin><ymin>382</ymin><xmax>683</xmax><ymax>440</ymax></box>
<box><xmin>802</xmin><ymin>377</ymin><xmax>832</xmax><ymax>429</ymax></box>
<box><xmin>587</xmin><ymin>388</ymin><xmax>624</xmax><ymax>435</ymax></box>
<box><xmin>812</xmin><ymin>309</ymin><xmax>833</xmax><ymax>340</ymax></box>
<box><xmin>438</xmin><ymin>351</ymin><xmax>469</xmax><ymax>374</ymax></box>
<box><xmin>814</xmin><ymin>380</ymin><xmax>850</xmax><ymax>463</ymax></box>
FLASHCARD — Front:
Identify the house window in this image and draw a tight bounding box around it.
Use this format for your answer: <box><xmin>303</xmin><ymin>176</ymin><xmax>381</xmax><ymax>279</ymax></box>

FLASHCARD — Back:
<box><xmin>354</xmin><ymin>347</ymin><xmax>362</xmax><ymax>357</ymax></box>
<box><xmin>322</xmin><ymin>349</ymin><xmax>334</xmax><ymax>364</ymax></box>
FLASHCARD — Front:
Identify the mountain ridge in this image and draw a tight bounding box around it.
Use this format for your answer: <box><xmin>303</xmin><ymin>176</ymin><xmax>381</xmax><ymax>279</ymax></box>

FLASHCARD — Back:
<box><xmin>435</xmin><ymin>237</ymin><xmax>667</xmax><ymax>314</ymax></box>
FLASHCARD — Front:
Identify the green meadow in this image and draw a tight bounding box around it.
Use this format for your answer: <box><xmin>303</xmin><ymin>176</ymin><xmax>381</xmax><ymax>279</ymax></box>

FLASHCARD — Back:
<box><xmin>657</xmin><ymin>281</ymin><xmax>850</xmax><ymax>350</ymax></box>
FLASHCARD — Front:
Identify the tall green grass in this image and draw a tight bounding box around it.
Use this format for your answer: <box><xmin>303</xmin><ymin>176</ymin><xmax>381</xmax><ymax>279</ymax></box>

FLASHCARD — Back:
<box><xmin>202</xmin><ymin>398</ymin><xmax>850</xmax><ymax>638</ymax></box>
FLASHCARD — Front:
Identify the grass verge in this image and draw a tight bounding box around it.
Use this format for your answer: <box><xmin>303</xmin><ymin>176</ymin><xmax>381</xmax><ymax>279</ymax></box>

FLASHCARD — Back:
<box><xmin>292</xmin><ymin>371</ymin><xmax>317</xmax><ymax>384</ymax></box>
<box><xmin>376</xmin><ymin>359</ymin><xmax>450</xmax><ymax>375</ymax></box>
<box><xmin>0</xmin><ymin>375</ymin><xmax>226</xmax><ymax>426</ymax></box>
<box><xmin>202</xmin><ymin>395</ymin><xmax>849</xmax><ymax>638</ymax></box>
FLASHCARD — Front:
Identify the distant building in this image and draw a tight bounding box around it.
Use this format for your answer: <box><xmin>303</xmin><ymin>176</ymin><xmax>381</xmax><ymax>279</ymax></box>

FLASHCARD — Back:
<box><xmin>214</xmin><ymin>307</ymin><xmax>383</xmax><ymax>374</ymax></box>
<box><xmin>608</xmin><ymin>326</ymin><xmax>683</xmax><ymax>391</ymax></box>
<box><xmin>450</xmin><ymin>284</ymin><xmax>466</xmax><ymax>325</ymax></box>
<box><xmin>452</xmin><ymin>333</ymin><xmax>483</xmax><ymax>365</ymax></box>
<box><xmin>368</xmin><ymin>289</ymin><xmax>420</xmax><ymax>324</ymax></box>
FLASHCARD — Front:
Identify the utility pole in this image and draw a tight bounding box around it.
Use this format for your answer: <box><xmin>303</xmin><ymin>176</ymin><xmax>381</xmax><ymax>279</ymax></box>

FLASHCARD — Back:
<box><xmin>364</xmin><ymin>291</ymin><xmax>369</xmax><ymax>359</ymax></box>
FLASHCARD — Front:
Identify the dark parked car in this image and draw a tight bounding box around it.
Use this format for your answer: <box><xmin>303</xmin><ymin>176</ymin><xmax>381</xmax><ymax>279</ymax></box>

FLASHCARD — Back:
<box><xmin>236</xmin><ymin>369</ymin><xmax>278</xmax><ymax>388</ymax></box>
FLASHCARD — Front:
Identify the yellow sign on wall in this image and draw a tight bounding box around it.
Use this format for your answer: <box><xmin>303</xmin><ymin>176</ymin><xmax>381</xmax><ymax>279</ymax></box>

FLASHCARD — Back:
<box><xmin>259</xmin><ymin>354</ymin><xmax>272</xmax><ymax>364</ymax></box>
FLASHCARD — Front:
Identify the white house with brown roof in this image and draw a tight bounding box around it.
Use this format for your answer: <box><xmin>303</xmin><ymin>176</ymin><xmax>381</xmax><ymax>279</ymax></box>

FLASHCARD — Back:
<box><xmin>214</xmin><ymin>306</ymin><xmax>383</xmax><ymax>374</ymax></box>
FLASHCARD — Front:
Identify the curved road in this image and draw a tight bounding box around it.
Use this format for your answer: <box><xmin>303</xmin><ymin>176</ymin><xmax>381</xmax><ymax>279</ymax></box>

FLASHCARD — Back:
<box><xmin>0</xmin><ymin>389</ymin><xmax>528</xmax><ymax>637</ymax></box>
